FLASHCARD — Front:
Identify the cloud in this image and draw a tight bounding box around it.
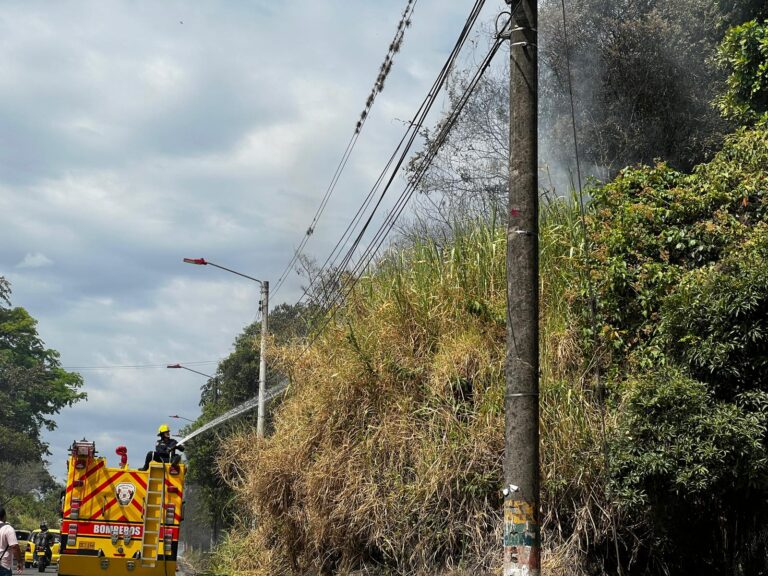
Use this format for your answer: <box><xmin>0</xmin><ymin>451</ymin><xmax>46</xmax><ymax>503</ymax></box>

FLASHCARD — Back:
<box><xmin>16</xmin><ymin>252</ymin><xmax>54</xmax><ymax>269</ymax></box>
<box><xmin>0</xmin><ymin>0</ymin><xmax>508</xmax><ymax>480</ymax></box>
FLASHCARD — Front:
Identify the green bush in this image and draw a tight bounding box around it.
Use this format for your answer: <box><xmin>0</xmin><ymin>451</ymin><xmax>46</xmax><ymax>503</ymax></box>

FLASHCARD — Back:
<box><xmin>611</xmin><ymin>370</ymin><xmax>768</xmax><ymax>573</ymax></box>
<box><xmin>661</xmin><ymin>223</ymin><xmax>768</xmax><ymax>398</ymax></box>
<box><xmin>587</xmin><ymin>125</ymin><xmax>768</xmax><ymax>364</ymax></box>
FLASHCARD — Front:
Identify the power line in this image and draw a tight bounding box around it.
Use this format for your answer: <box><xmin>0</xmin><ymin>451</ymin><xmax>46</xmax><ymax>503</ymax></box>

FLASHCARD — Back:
<box><xmin>313</xmin><ymin>39</ymin><xmax>505</xmax><ymax>342</ymax></box>
<box><xmin>295</xmin><ymin>0</ymin><xmax>490</xmax><ymax>313</ymax></box>
<box><xmin>272</xmin><ymin>0</ymin><xmax>420</xmax><ymax>299</ymax></box>
<box><xmin>299</xmin><ymin>4</ymin><xmax>504</xmax><ymax>351</ymax></box>
<box><xmin>62</xmin><ymin>360</ymin><xmax>221</xmax><ymax>371</ymax></box>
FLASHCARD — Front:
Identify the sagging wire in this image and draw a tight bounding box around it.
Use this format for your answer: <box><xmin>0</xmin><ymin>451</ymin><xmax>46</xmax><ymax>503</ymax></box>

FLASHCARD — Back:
<box><xmin>272</xmin><ymin>0</ymin><xmax>420</xmax><ymax>299</ymax></box>
<box><xmin>300</xmin><ymin>31</ymin><xmax>505</xmax><ymax>355</ymax></box>
<box><xmin>295</xmin><ymin>0</ymin><xmax>489</xmax><ymax>325</ymax></box>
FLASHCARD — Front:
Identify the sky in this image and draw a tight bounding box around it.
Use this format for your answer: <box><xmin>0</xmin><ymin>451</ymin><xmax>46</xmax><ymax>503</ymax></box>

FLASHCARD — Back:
<box><xmin>0</xmin><ymin>0</ymin><xmax>508</xmax><ymax>481</ymax></box>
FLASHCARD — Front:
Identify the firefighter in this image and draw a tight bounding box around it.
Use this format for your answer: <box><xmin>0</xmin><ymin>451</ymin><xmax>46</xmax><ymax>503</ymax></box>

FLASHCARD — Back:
<box><xmin>139</xmin><ymin>424</ymin><xmax>184</xmax><ymax>470</ymax></box>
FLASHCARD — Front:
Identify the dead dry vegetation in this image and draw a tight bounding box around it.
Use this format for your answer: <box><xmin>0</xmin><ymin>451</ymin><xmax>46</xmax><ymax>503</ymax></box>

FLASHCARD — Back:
<box><xmin>214</xmin><ymin>201</ymin><xmax>612</xmax><ymax>575</ymax></box>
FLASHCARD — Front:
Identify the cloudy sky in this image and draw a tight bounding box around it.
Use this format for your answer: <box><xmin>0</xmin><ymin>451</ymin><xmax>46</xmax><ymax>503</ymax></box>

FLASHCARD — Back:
<box><xmin>0</xmin><ymin>0</ymin><xmax>506</xmax><ymax>480</ymax></box>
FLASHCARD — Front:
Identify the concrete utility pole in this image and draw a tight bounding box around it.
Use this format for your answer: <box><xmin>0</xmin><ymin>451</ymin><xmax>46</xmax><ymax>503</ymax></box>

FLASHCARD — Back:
<box><xmin>257</xmin><ymin>280</ymin><xmax>269</xmax><ymax>439</ymax></box>
<box><xmin>504</xmin><ymin>1</ymin><xmax>539</xmax><ymax>575</ymax></box>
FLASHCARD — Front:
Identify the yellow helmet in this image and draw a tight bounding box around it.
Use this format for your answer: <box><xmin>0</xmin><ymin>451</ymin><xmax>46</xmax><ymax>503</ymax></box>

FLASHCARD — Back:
<box><xmin>157</xmin><ymin>423</ymin><xmax>170</xmax><ymax>434</ymax></box>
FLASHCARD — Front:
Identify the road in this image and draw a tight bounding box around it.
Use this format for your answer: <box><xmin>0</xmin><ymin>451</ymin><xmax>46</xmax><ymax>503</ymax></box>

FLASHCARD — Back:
<box><xmin>21</xmin><ymin>566</ymin><xmax>55</xmax><ymax>575</ymax></box>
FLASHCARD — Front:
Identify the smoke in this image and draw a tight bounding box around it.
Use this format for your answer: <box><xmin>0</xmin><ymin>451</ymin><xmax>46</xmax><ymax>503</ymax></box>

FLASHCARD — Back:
<box><xmin>404</xmin><ymin>0</ymin><xmax>768</xmax><ymax>237</ymax></box>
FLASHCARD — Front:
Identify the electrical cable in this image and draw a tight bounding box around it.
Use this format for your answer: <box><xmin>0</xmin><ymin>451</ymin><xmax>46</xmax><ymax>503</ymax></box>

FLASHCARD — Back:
<box><xmin>559</xmin><ymin>0</ymin><xmax>623</xmax><ymax>571</ymax></box>
<box><xmin>300</xmin><ymin>15</ymin><xmax>497</xmax><ymax>346</ymax></box>
<box><xmin>272</xmin><ymin>0</ymin><xmax>420</xmax><ymax>299</ymax></box>
<box><xmin>62</xmin><ymin>360</ymin><xmax>220</xmax><ymax>371</ymax></box>
<box><xmin>300</xmin><ymin>31</ymin><xmax>505</xmax><ymax>352</ymax></box>
<box><xmin>295</xmin><ymin>0</ymin><xmax>489</xmax><ymax>314</ymax></box>
<box><xmin>323</xmin><ymin>0</ymin><xmax>488</xmax><ymax>277</ymax></box>
<box><xmin>315</xmin><ymin>0</ymin><xmax>516</xmax><ymax>295</ymax></box>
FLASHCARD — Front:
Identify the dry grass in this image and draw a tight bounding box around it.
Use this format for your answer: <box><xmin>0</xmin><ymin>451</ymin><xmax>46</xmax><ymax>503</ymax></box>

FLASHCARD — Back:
<box><xmin>213</xmin><ymin>202</ymin><xmax>616</xmax><ymax>575</ymax></box>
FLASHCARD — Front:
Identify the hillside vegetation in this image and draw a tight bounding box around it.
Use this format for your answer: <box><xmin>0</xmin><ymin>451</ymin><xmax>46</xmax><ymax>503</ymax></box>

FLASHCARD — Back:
<box><xmin>209</xmin><ymin>129</ymin><xmax>768</xmax><ymax>576</ymax></box>
<box><xmin>209</xmin><ymin>199</ymin><xmax>607</xmax><ymax>575</ymax></box>
<box><xmin>205</xmin><ymin>16</ymin><xmax>768</xmax><ymax>576</ymax></box>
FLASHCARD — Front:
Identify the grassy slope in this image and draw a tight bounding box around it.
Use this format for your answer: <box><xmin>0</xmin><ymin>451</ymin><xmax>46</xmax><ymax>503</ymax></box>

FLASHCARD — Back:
<box><xmin>211</xmin><ymin>198</ymin><xmax>607</xmax><ymax>576</ymax></box>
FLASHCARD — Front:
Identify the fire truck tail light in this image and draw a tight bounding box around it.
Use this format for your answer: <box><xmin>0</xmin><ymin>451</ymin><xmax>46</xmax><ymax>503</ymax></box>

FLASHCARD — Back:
<box><xmin>167</xmin><ymin>486</ymin><xmax>179</xmax><ymax>494</ymax></box>
<box><xmin>68</xmin><ymin>524</ymin><xmax>78</xmax><ymax>545</ymax></box>
<box><xmin>73</xmin><ymin>480</ymin><xmax>84</xmax><ymax>487</ymax></box>
<box><xmin>70</xmin><ymin>499</ymin><xmax>81</xmax><ymax>519</ymax></box>
<box><xmin>163</xmin><ymin>533</ymin><xmax>173</xmax><ymax>552</ymax></box>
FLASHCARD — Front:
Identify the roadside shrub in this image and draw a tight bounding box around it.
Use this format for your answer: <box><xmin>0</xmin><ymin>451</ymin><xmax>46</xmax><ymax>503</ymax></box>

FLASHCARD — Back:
<box><xmin>661</xmin><ymin>223</ymin><xmax>768</xmax><ymax>399</ymax></box>
<box><xmin>611</xmin><ymin>370</ymin><xmax>768</xmax><ymax>574</ymax></box>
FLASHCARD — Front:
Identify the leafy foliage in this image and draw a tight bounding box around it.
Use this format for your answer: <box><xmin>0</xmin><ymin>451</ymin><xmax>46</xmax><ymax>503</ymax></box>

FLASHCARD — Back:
<box><xmin>611</xmin><ymin>372</ymin><xmax>768</xmax><ymax>574</ymax></box>
<box><xmin>585</xmin><ymin>124</ymin><xmax>768</xmax><ymax>573</ymax></box>
<box><xmin>661</xmin><ymin>223</ymin><xmax>768</xmax><ymax>398</ymax></box>
<box><xmin>717</xmin><ymin>20</ymin><xmax>768</xmax><ymax>124</ymax></box>
<box><xmin>586</xmin><ymin>126</ymin><xmax>768</xmax><ymax>363</ymax></box>
<box><xmin>0</xmin><ymin>278</ymin><xmax>86</xmax><ymax>464</ymax></box>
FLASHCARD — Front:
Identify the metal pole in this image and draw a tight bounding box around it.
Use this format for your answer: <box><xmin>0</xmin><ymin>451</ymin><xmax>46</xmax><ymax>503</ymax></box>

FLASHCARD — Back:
<box><xmin>257</xmin><ymin>280</ymin><xmax>269</xmax><ymax>439</ymax></box>
<box><xmin>504</xmin><ymin>1</ymin><xmax>539</xmax><ymax>575</ymax></box>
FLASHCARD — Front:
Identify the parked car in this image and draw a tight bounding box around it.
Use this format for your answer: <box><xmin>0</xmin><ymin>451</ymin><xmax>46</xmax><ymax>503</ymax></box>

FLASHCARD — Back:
<box><xmin>15</xmin><ymin>530</ymin><xmax>32</xmax><ymax>567</ymax></box>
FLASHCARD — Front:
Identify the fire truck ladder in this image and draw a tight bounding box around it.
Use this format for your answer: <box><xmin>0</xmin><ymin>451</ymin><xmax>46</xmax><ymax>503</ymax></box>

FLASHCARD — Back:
<box><xmin>141</xmin><ymin>463</ymin><xmax>165</xmax><ymax>567</ymax></box>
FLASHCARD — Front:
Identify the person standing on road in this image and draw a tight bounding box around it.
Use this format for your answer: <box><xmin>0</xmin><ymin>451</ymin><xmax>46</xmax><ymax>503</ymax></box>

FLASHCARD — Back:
<box><xmin>0</xmin><ymin>507</ymin><xmax>24</xmax><ymax>575</ymax></box>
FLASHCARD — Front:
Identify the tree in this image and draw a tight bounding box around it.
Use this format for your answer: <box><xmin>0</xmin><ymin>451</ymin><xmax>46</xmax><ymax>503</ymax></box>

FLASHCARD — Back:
<box><xmin>0</xmin><ymin>277</ymin><xmax>82</xmax><ymax>525</ymax></box>
<box><xmin>406</xmin><ymin>64</ymin><xmax>509</xmax><ymax>230</ymax></box>
<box><xmin>716</xmin><ymin>19</ymin><xmax>768</xmax><ymax>124</ymax></box>
<box><xmin>0</xmin><ymin>278</ymin><xmax>86</xmax><ymax>465</ymax></box>
<box><xmin>539</xmin><ymin>0</ymin><xmax>768</xmax><ymax>176</ymax></box>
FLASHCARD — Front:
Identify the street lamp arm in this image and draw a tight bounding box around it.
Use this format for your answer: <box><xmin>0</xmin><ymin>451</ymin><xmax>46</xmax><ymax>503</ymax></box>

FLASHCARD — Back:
<box><xmin>182</xmin><ymin>258</ymin><xmax>262</xmax><ymax>285</ymax></box>
<box><xmin>167</xmin><ymin>364</ymin><xmax>215</xmax><ymax>379</ymax></box>
<box><xmin>169</xmin><ymin>414</ymin><xmax>194</xmax><ymax>422</ymax></box>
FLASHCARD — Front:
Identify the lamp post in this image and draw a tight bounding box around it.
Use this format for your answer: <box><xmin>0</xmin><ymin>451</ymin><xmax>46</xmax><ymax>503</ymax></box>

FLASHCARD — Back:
<box><xmin>183</xmin><ymin>257</ymin><xmax>268</xmax><ymax>439</ymax></box>
<box><xmin>167</xmin><ymin>363</ymin><xmax>218</xmax><ymax>403</ymax></box>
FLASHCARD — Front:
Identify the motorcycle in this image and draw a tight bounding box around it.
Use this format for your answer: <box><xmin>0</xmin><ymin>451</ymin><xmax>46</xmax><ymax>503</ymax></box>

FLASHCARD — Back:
<box><xmin>36</xmin><ymin>535</ymin><xmax>52</xmax><ymax>573</ymax></box>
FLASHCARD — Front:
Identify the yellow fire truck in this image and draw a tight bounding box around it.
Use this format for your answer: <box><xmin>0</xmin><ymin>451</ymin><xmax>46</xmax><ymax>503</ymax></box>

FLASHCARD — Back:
<box><xmin>58</xmin><ymin>439</ymin><xmax>185</xmax><ymax>576</ymax></box>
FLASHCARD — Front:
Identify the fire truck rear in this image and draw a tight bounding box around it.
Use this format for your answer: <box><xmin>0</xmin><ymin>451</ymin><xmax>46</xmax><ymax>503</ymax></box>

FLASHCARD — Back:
<box><xmin>58</xmin><ymin>440</ymin><xmax>185</xmax><ymax>576</ymax></box>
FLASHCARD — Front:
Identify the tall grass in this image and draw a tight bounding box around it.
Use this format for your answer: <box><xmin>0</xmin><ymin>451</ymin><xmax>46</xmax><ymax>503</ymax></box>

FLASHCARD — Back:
<box><xmin>213</xmin><ymin>195</ymin><xmax>612</xmax><ymax>575</ymax></box>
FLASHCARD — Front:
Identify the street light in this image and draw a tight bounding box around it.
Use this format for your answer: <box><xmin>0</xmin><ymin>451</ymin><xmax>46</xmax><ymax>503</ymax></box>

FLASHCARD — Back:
<box><xmin>183</xmin><ymin>257</ymin><xmax>269</xmax><ymax>439</ymax></box>
<box><xmin>167</xmin><ymin>363</ymin><xmax>218</xmax><ymax>403</ymax></box>
<box><xmin>166</xmin><ymin>363</ymin><xmax>214</xmax><ymax>379</ymax></box>
<box><xmin>168</xmin><ymin>414</ymin><xmax>194</xmax><ymax>422</ymax></box>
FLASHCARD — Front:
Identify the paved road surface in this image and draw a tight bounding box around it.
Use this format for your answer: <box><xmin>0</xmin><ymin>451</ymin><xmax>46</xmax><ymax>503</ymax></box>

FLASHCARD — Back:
<box><xmin>21</xmin><ymin>565</ymin><xmax>54</xmax><ymax>575</ymax></box>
